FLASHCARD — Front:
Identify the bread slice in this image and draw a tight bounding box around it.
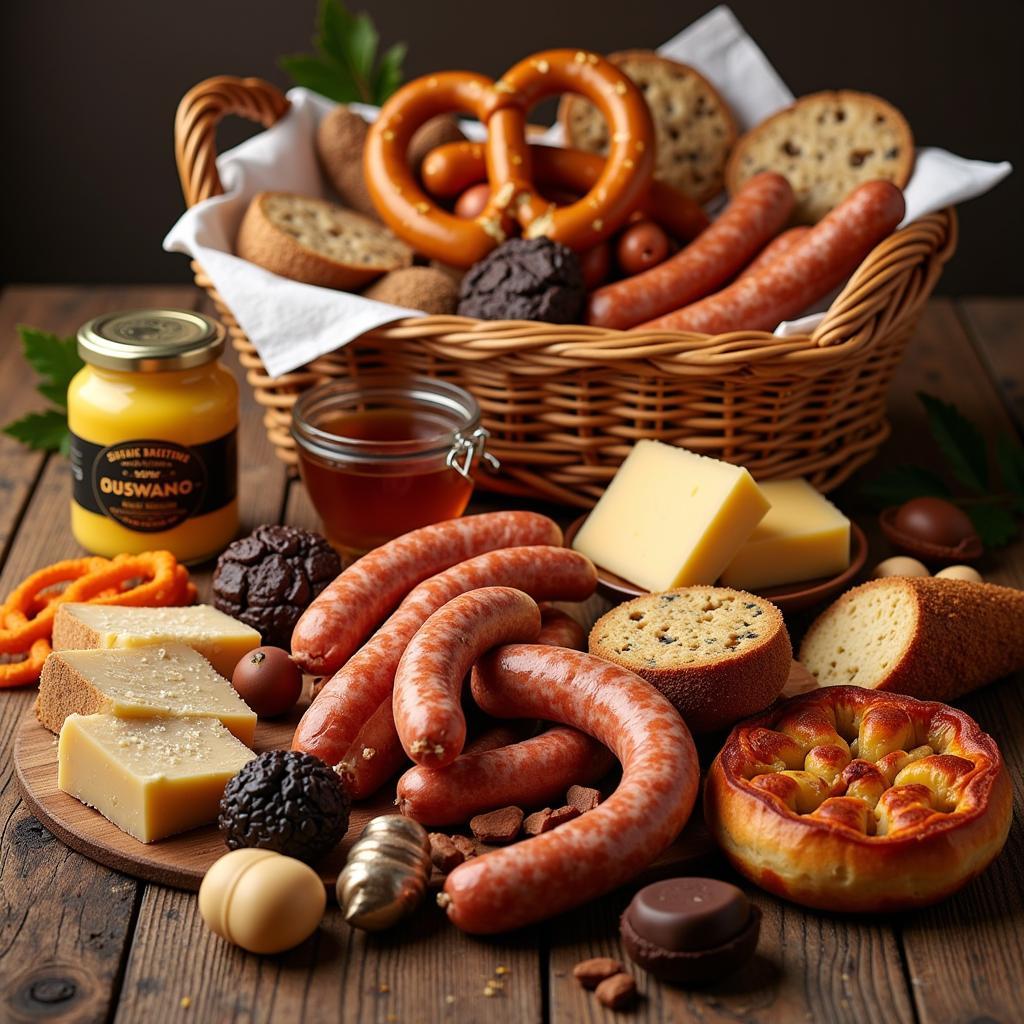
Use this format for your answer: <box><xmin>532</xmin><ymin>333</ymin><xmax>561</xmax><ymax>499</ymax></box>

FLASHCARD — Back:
<box><xmin>559</xmin><ymin>50</ymin><xmax>737</xmax><ymax>203</ymax></box>
<box><xmin>236</xmin><ymin>192</ymin><xmax>412</xmax><ymax>290</ymax></box>
<box><xmin>726</xmin><ymin>90</ymin><xmax>914</xmax><ymax>224</ymax></box>
<box><xmin>800</xmin><ymin>577</ymin><xmax>1024</xmax><ymax>701</ymax></box>
<box><xmin>588</xmin><ymin>587</ymin><xmax>791</xmax><ymax>733</ymax></box>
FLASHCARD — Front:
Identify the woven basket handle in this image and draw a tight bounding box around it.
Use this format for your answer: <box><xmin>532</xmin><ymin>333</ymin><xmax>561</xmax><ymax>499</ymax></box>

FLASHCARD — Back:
<box><xmin>175</xmin><ymin>76</ymin><xmax>291</xmax><ymax>208</ymax></box>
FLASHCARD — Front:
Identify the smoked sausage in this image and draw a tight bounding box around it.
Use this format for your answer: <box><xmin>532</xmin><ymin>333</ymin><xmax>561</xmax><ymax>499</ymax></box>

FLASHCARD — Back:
<box><xmin>536</xmin><ymin>607</ymin><xmax>585</xmax><ymax>651</ymax></box>
<box><xmin>438</xmin><ymin>645</ymin><xmax>698</xmax><ymax>933</ymax></box>
<box><xmin>586</xmin><ymin>172</ymin><xmax>794</xmax><ymax>330</ymax></box>
<box><xmin>638</xmin><ymin>180</ymin><xmax>906</xmax><ymax>334</ymax></box>
<box><xmin>396</xmin><ymin>726</ymin><xmax>614</xmax><ymax>826</ymax></box>
<box><xmin>292</xmin><ymin>547</ymin><xmax>597</xmax><ymax>767</ymax></box>
<box><xmin>736</xmin><ymin>226</ymin><xmax>810</xmax><ymax>278</ymax></box>
<box><xmin>291</xmin><ymin>511</ymin><xmax>561</xmax><ymax>676</ymax></box>
<box><xmin>394</xmin><ymin>588</ymin><xmax>542</xmax><ymax>767</ymax></box>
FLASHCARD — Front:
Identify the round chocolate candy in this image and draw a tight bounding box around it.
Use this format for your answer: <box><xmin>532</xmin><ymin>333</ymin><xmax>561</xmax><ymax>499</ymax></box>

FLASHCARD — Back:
<box><xmin>620</xmin><ymin>878</ymin><xmax>760</xmax><ymax>985</ymax></box>
<box><xmin>231</xmin><ymin>646</ymin><xmax>302</xmax><ymax>718</ymax></box>
<box><xmin>893</xmin><ymin>497</ymin><xmax>977</xmax><ymax>550</ymax></box>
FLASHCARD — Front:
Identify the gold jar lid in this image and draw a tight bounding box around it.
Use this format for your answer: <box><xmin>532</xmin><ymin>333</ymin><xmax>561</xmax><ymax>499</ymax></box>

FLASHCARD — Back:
<box><xmin>77</xmin><ymin>309</ymin><xmax>226</xmax><ymax>371</ymax></box>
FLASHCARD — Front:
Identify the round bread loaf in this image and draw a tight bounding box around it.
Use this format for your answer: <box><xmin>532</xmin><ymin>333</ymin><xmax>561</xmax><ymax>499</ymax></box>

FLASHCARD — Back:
<box><xmin>800</xmin><ymin>576</ymin><xmax>1024</xmax><ymax>701</ymax></box>
<box><xmin>725</xmin><ymin>90</ymin><xmax>914</xmax><ymax>224</ymax></box>
<box><xmin>315</xmin><ymin>106</ymin><xmax>379</xmax><ymax>219</ymax></box>
<box><xmin>362</xmin><ymin>266</ymin><xmax>459</xmax><ymax>314</ymax></box>
<box><xmin>236</xmin><ymin>192</ymin><xmax>412</xmax><ymax>291</ymax></box>
<box><xmin>559</xmin><ymin>51</ymin><xmax>737</xmax><ymax>203</ymax></box>
<box><xmin>705</xmin><ymin>686</ymin><xmax>1012</xmax><ymax>911</ymax></box>
<box><xmin>588</xmin><ymin>587</ymin><xmax>791</xmax><ymax>733</ymax></box>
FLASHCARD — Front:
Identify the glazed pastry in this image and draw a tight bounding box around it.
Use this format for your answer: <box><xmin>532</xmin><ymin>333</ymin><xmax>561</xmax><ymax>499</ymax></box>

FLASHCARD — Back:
<box><xmin>705</xmin><ymin>685</ymin><xmax>1012</xmax><ymax>911</ymax></box>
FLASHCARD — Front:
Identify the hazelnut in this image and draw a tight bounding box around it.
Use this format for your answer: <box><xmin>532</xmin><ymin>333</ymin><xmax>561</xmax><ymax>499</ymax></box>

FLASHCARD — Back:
<box><xmin>871</xmin><ymin>556</ymin><xmax>930</xmax><ymax>579</ymax></box>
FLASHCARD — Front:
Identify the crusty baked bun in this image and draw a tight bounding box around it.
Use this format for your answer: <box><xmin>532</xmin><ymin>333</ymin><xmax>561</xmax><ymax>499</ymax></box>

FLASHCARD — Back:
<box><xmin>315</xmin><ymin>106</ymin><xmax>379</xmax><ymax>219</ymax></box>
<box><xmin>588</xmin><ymin>587</ymin><xmax>791</xmax><ymax>732</ymax></box>
<box><xmin>559</xmin><ymin>50</ymin><xmax>737</xmax><ymax>203</ymax></box>
<box><xmin>800</xmin><ymin>577</ymin><xmax>1024</xmax><ymax>702</ymax></box>
<box><xmin>725</xmin><ymin>90</ymin><xmax>914</xmax><ymax>224</ymax></box>
<box><xmin>362</xmin><ymin>266</ymin><xmax>459</xmax><ymax>314</ymax></box>
<box><xmin>408</xmin><ymin>113</ymin><xmax>467</xmax><ymax>171</ymax></box>
<box><xmin>236</xmin><ymin>192</ymin><xmax>412</xmax><ymax>291</ymax></box>
<box><xmin>705</xmin><ymin>686</ymin><xmax>1012</xmax><ymax>911</ymax></box>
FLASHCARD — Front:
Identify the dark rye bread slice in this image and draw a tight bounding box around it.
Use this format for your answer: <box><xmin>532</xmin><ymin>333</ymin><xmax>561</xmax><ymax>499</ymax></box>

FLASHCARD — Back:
<box><xmin>800</xmin><ymin>577</ymin><xmax>1024</xmax><ymax>702</ymax></box>
<box><xmin>588</xmin><ymin>587</ymin><xmax>791</xmax><ymax>733</ymax></box>
<box><xmin>726</xmin><ymin>90</ymin><xmax>914</xmax><ymax>224</ymax></box>
<box><xmin>559</xmin><ymin>51</ymin><xmax>738</xmax><ymax>204</ymax></box>
<box><xmin>236</xmin><ymin>192</ymin><xmax>412</xmax><ymax>291</ymax></box>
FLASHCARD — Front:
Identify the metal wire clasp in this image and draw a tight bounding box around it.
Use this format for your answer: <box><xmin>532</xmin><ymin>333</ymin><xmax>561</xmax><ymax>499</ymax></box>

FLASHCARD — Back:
<box><xmin>446</xmin><ymin>427</ymin><xmax>500</xmax><ymax>479</ymax></box>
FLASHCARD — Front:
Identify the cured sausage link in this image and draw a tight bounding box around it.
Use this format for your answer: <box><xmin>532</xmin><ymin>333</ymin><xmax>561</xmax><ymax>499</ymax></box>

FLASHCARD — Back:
<box><xmin>292</xmin><ymin>547</ymin><xmax>597</xmax><ymax>767</ymax></box>
<box><xmin>439</xmin><ymin>645</ymin><xmax>699</xmax><ymax>933</ymax></box>
<box><xmin>394</xmin><ymin>588</ymin><xmax>542</xmax><ymax>767</ymax></box>
<box><xmin>291</xmin><ymin>511</ymin><xmax>561</xmax><ymax>676</ymax></box>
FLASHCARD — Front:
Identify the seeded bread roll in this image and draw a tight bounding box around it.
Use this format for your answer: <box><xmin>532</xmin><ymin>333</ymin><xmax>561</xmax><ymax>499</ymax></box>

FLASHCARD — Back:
<box><xmin>236</xmin><ymin>192</ymin><xmax>412</xmax><ymax>291</ymax></box>
<box><xmin>559</xmin><ymin>51</ymin><xmax>737</xmax><ymax>204</ymax></box>
<box><xmin>726</xmin><ymin>91</ymin><xmax>914</xmax><ymax>224</ymax></box>
<box><xmin>800</xmin><ymin>577</ymin><xmax>1024</xmax><ymax>702</ymax></box>
<box><xmin>315</xmin><ymin>106</ymin><xmax>379</xmax><ymax>219</ymax></box>
<box><xmin>588</xmin><ymin>587</ymin><xmax>791</xmax><ymax>733</ymax></box>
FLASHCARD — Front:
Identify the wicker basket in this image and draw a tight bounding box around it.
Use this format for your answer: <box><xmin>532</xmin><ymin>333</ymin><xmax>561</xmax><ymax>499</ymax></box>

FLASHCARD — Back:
<box><xmin>175</xmin><ymin>76</ymin><xmax>957</xmax><ymax>508</ymax></box>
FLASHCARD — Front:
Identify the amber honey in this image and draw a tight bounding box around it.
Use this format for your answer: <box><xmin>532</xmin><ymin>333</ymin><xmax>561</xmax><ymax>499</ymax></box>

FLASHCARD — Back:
<box><xmin>292</xmin><ymin>377</ymin><xmax>494</xmax><ymax>554</ymax></box>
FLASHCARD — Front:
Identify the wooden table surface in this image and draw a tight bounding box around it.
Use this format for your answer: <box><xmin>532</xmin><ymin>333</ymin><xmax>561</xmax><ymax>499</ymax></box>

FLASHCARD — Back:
<box><xmin>0</xmin><ymin>285</ymin><xmax>1021</xmax><ymax>1024</ymax></box>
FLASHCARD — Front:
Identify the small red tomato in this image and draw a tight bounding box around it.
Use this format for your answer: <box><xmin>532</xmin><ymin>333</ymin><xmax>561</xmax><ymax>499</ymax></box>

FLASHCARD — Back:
<box><xmin>231</xmin><ymin>646</ymin><xmax>303</xmax><ymax>718</ymax></box>
<box><xmin>617</xmin><ymin>220</ymin><xmax>670</xmax><ymax>276</ymax></box>
<box><xmin>454</xmin><ymin>183</ymin><xmax>491</xmax><ymax>219</ymax></box>
<box><xmin>579</xmin><ymin>241</ymin><xmax>612</xmax><ymax>289</ymax></box>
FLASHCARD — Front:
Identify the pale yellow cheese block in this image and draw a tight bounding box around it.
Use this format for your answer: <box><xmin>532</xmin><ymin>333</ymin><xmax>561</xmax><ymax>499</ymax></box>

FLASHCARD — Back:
<box><xmin>572</xmin><ymin>440</ymin><xmax>771</xmax><ymax>592</ymax></box>
<box><xmin>719</xmin><ymin>479</ymin><xmax>851</xmax><ymax>590</ymax></box>
<box><xmin>53</xmin><ymin>603</ymin><xmax>261</xmax><ymax>679</ymax></box>
<box><xmin>58</xmin><ymin>714</ymin><xmax>255</xmax><ymax>843</ymax></box>
<box><xmin>37</xmin><ymin>643</ymin><xmax>257</xmax><ymax>745</ymax></box>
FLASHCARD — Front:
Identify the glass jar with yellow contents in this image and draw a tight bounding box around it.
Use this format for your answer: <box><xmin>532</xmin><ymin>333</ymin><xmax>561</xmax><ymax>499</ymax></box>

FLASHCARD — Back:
<box><xmin>68</xmin><ymin>309</ymin><xmax>239</xmax><ymax>563</ymax></box>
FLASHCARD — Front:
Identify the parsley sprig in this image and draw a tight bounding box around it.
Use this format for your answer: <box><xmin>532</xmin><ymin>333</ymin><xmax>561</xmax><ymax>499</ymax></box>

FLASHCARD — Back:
<box><xmin>862</xmin><ymin>392</ymin><xmax>1024</xmax><ymax>547</ymax></box>
<box><xmin>279</xmin><ymin>0</ymin><xmax>405</xmax><ymax>105</ymax></box>
<box><xmin>2</xmin><ymin>326</ymin><xmax>84</xmax><ymax>456</ymax></box>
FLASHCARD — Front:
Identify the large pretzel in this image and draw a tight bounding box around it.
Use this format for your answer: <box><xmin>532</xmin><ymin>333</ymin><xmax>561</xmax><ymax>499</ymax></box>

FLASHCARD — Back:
<box><xmin>364</xmin><ymin>49</ymin><xmax>655</xmax><ymax>266</ymax></box>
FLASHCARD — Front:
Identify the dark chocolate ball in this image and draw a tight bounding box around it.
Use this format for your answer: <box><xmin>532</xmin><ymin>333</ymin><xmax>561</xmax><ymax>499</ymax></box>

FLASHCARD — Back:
<box><xmin>893</xmin><ymin>497</ymin><xmax>979</xmax><ymax>550</ymax></box>
<box><xmin>232</xmin><ymin>646</ymin><xmax>302</xmax><ymax>718</ymax></box>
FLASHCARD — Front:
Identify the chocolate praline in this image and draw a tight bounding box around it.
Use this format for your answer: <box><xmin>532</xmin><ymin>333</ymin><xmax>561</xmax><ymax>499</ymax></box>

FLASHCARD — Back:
<box><xmin>620</xmin><ymin>878</ymin><xmax>761</xmax><ymax>985</ymax></box>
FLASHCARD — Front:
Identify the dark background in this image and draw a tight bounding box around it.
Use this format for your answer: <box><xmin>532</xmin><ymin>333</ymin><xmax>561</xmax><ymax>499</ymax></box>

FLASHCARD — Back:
<box><xmin>3</xmin><ymin>0</ymin><xmax>1021</xmax><ymax>292</ymax></box>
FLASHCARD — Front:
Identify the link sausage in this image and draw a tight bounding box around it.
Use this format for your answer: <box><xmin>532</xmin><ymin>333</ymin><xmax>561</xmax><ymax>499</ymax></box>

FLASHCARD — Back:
<box><xmin>394</xmin><ymin>588</ymin><xmax>542</xmax><ymax>767</ymax></box>
<box><xmin>291</xmin><ymin>511</ymin><xmax>561</xmax><ymax>676</ymax></box>
<box><xmin>397</xmin><ymin>726</ymin><xmax>614</xmax><ymax>826</ymax></box>
<box><xmin>638</xmin><ymin>180</ymin><xmax>906</xmax><ymax>333</ymax></box>
<box><xmin>438</xmin><ymin>645</ymin><xmax>698</xmax><ymax>933</ymax></box>
<box><xmin>586</xmin><ymin>172</ymin><xmax>794</xmax><ymax>330</ymax></box>
<box><xmin>536</xmin><ymin>607</ymin><xmax>585</xmax><ymax>651</ymax></box>
<box><xmin>737</xmin><ymin>226</ymin><xmax>810</xmax><ymax>279</ymax></box>
<box><xmin>292</xmin><ymin>547</ymin><xmax>597</xmax><ymax>766</ymax></box>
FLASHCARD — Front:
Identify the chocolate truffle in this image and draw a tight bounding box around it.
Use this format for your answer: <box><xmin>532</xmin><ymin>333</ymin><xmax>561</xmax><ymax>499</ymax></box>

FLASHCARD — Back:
<box><xmin>620</xmin><ymin>878</ymin><xmax>760</xmax><ymax>985</ymax></box>
<box><xmin>457</xmin><ymin>238</ymin><xmax>585</xmax><ymax>323</ymax></box>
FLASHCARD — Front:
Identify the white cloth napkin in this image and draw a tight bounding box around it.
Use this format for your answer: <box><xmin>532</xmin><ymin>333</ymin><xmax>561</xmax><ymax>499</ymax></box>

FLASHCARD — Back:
<box><xmin>163</xmin><ymin>4</ymin><xmax>1011</xmax><ymax>374</ymax></box>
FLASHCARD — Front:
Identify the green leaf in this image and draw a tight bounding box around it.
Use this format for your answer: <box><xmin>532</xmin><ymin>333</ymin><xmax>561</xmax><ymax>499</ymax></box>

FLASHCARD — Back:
<box><xmin>317</xmin><ymin>0</ymin><xmax>355</xmax><ymax>66</ymax></box>
<box><xmin>917</xmin><ymin>392</ymin><xmax>988</xmax><ymax>492</ymax></box>
<box><xmin>278</xmin><ymin>54</ymin><xmax>359</xmax><ymax>103</ymax></box>
<box><xmin>861</xmin><ymin>465</ymin><xmax>951</xmax><ymax>508</ymax></box>
<box><xmin>966</xmin><ymin>502</ymin><xmax>1019</xmax><ymax>548</ymax></box>
<box><xmin>373</xmin><ymin>41</ymin><xmax>406</xmax><ymax>104</ymax></box>
<box><xmin>17</xmin><ymin>325</ymin><xmax>83</xmax><ymax>410</ymax></box>
<box><xmin>2</xmin><ymin>409</ymin><xmax>69</xmax><ymax>453</ymax></box>
<box><xmin>996</xmin><ymin>434</ymin><xmax>1024</xmax><ymax>504</ymax></box>
<box><xmin>346</xmin><ymin>13</ymin><xmax>378</xmax><ymax>88</ymax></box>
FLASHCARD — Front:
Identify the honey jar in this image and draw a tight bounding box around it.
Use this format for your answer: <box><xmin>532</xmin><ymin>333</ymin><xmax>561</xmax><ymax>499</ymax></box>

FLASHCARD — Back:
<box><xmin>292</xmin><ymin>376</ymin><xmax>497</xmax><ymax>554</ymax></box>
<box><xmin>68</xmin><ymin>310</ymin><xmax>239</xmax><ymax>563</ymax></box>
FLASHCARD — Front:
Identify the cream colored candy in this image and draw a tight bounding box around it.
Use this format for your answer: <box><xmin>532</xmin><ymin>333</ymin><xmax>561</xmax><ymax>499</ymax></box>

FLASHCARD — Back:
<box><xmin>871</xmin><ymin>556</ymin><xmax>930</xmax><ymax>579</ymax></box>
<box><xmin>199</xmin><ymin>849</ymin><xmax>326</xmax><ymax>954</ymax></box>
<box><xmin>935</xmin><ymin>564</ymin><xmax>984</xmax><ymax>583</ymax></box>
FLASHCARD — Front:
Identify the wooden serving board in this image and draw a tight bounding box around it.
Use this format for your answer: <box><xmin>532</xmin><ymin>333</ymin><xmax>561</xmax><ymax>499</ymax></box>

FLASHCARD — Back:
<box><xmin>13</xmin><ymin>695</ymin><xmax>724</xmax><ymax>894</ymax></box>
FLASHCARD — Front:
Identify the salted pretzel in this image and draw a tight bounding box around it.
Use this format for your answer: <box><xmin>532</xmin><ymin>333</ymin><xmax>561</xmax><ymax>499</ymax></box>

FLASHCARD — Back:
<box><xmin>420</xmin><ymin>140</ymin><xmax>710</xmax><ymax>243</ymax></box>
<box><xmin>705</xmin><ymin>685</ymin><xmax>1012</xmax><ymax>912</ymax></box>
<box><xmin>364</xmin><ymin>49</ymin><xmax>655</xmax><ymax>266</ymax></box>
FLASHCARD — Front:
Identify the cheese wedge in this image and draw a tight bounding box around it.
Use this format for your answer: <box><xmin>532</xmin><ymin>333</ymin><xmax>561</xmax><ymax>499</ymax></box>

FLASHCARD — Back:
<box><xmin>719</xmin><ymin>479</ymin><xmax>850</xmax><ymax>590</ymax></box>
<box><xmin>53</xmin><ymin>603</ymin><xmax>261</xmax><ymax>679</ymax></box>
<box><xmin>58</xmin><ymin>714</ymin><xmax>255</xmax><ymax>843</ymax></box>
<box><xmin>572</xmin><ymin>440</ymin><xmax>770</xmax><ymax>591</ymax></box>
<box><xmin>37</xmin><ymin>643</ymin><xmax>257</xmax><ymax>744</ymax></box>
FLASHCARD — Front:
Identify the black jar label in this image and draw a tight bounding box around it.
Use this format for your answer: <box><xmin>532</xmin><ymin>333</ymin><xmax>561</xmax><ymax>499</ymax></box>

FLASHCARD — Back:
<box><xmin>69</xmin><ymin>432</ymin><xmax>237</xmax><ymax>533</ymax></box>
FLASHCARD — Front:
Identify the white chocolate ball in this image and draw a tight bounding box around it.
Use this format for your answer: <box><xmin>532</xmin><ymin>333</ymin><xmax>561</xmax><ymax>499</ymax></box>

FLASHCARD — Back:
<box><xmin>935</xmin><ymin>564</ymin><xmax>984</xmax><ymax>583</ymax></box>
<box><xmin>199</xmin><ymin>848</ymin><xmax>325</xmax><ymax>954</ymax></box>
<box><xmin>871</xmin><ymin>556</ymin><xmax>930</xmax><ymax>579</ymax></box>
